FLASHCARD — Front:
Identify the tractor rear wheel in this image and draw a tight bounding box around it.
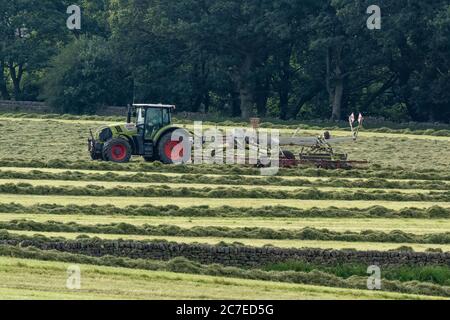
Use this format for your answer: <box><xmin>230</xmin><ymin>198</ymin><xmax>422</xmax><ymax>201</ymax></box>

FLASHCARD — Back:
<box><xmin>103</xmin><ymin>138</ymin><xmax>132</xmax><ymax>163</ymax></box>
<box><xmin>158</xmin><ymin>130</ymin><xmax>190</xmax><ymax>164</ymax></box>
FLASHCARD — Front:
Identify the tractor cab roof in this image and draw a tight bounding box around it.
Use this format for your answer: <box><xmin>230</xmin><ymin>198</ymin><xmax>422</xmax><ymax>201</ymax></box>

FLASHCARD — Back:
<box><xmin>133</xmin><ymin>103</ymin><xmax>176</xmax><ymax>109</ymax></box>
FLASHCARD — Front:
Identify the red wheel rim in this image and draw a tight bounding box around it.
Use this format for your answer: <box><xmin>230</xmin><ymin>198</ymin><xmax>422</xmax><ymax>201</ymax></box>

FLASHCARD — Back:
<box><xmin>111</xmin><ymin>144</ymin><xmax>127</xmax><ymax>161</ymax></box>
<box><xmin>164</xmin><ymin>140</ymin><xmax>184</xmax><ymax>161</ymax></box>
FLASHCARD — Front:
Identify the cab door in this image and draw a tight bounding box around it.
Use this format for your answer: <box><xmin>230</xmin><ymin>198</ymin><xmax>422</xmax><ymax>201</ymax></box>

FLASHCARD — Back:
<box><xmin>144</xmin><ymin>107</ymin><xmax>172</xmax><ymax>141</ymax></box>
<box><xmin>144</xmin><ymin>108</ymin><xmax>164</xmax><ymax>141</ymax></box>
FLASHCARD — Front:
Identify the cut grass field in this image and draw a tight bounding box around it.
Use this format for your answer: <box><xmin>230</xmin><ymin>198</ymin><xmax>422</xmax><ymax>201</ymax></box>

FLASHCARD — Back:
<box><xmin>0</xmin><ymin>257</ymin><xmax>439</xmax><ymax>300</ymax></box>
<box><xmin>8</xmin><ymin>230</ymin><xmax>450</xmax><ymax>252</ymax></box>
<box><xmin>0</xmin><ymin>114</ymin><xmax>449</xmax><ymax>300</ymax></box>
<box><xmin>2</xmin><ymin>214</ymin><xmax>449</xmax><ymax>234</ymax></box>
<box><xmin>2</xmin><ymin>118</ymin><xmax>450</xmax><ymax>169</ymax></box>
<box><xmin>3</xmin><ymin>116</ymin><xmax>450</xmax><ymax>141</ymax></box>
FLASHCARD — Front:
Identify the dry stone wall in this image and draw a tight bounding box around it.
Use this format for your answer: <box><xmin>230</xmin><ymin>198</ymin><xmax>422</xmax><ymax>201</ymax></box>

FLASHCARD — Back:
<box><xmin>2</xmin><ymin>239</ymin><xmax>448</xmax><ymax>267</ymax></box>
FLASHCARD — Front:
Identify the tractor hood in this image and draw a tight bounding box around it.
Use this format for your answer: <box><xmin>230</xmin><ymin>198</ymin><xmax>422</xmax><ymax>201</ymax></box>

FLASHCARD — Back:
<box><xmin>92</xmin><ymin>123</ymin><xmax>138</xmax><ymax>142</ymax></box>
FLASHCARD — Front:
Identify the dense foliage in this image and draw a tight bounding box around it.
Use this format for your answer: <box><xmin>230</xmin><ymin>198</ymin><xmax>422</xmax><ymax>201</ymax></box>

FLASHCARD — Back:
<box><xmin>1</xmin><ymin>0</ymin><xmax>450</xmax><ymax>121</ymax></box>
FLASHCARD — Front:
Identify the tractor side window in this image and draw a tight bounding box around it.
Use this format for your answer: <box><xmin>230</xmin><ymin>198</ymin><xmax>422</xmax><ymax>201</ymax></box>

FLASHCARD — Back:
<box><xmin>145</xmin><ymin>108</ymin><xmax>163</xmax><ymax>140</ymax></box>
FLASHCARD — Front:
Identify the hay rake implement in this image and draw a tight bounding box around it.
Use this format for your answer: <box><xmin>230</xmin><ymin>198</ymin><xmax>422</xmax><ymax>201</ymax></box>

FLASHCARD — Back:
<box><xmin>262</xmin><ymin>113</ymin><xmax>368</xmax><ymax>169</ymax></box>
<box><xmin>214</xmin><ymin>113</ymin><xmax>367</xmax><ymax>170</ymax></box>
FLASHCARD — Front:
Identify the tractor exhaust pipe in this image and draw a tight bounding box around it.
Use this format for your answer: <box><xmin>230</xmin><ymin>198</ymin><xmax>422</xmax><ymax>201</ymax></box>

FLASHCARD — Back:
<box><xmin>126</xmin><ymin>104</ymin><xmax>132</xmax><ymax>124</ymax></box>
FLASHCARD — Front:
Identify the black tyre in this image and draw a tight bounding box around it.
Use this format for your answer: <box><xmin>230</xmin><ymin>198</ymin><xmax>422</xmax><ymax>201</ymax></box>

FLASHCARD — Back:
<box><xmin>157</xmin><ymin>130</ymin><xmax>190</xmax><ymax>164</ymax></box>
<box><xmin>90</xmin><ymin>150</ymin><xmax>100</xmax><ymax>161</ymax></box>
<box><xmin>102</xmin><ymin>138</ymin><xmax>132</xmax><ymax>163</ymax></box>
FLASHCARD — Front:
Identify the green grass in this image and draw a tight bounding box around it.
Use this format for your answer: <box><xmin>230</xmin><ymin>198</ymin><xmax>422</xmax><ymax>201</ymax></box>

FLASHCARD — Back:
<box><xmin>1</xmin><ymin>245</ymin><xmax>448</xmax><ymax>297</ymax></box>
<box><xmin>1</xmin><ymin>213</ymin><xmax>448</xmax><ymax>235</ymax></box>
<box><xmin>8</xmin><ymin>230</ymin><xmax>450</xmax><ymax>252</ymax></box>
<box><xmin>0</xmin><ymin>257</ymin><xmax>443</xmax><ymax>300</ymax></box>
<box><xmin>263</xmin><ymin>261</ymin><xmax>450</xmax><ymax>286</ymax></box>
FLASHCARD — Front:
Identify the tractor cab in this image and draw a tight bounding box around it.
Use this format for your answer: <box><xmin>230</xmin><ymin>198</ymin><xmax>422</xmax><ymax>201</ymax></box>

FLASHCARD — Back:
<box><xmin>89</xmin><ymin>103</ymin><xmax>190</xmax><ymax>164</ymax></box>
<box><xmin>130</xmin><ymin>104</ymin><xmax>175</xmax><ymax>141</ymax></box>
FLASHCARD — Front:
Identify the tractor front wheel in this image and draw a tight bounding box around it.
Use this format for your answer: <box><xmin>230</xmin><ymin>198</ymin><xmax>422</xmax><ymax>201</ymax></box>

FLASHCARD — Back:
<box><xmin>103</xmin><ymin>138</ymin><xmax>132</xmax><ymax>163</ymax></box>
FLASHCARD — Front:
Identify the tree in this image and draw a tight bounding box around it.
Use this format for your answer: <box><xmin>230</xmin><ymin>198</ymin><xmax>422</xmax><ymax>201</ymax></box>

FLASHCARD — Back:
<box><xmin>0</xmin><ymin>59</ymin><xmax>10</xmax><ymax>100</ymax></box>
<box><xmin>308</xmin><ymin>2</ymin><xmax>358</xmax><ymax>121</ymax></box>
<box><xmin>0</xmin><ymin>0</ymin><xmax>69</xmax><ymax>100</ymax></box>
<box><xmin>1</xmin><ymin>0</ymin><xmax>448</xmax><ymax>122</ymax></box>
<box><xmin>133</xmin><ymin>0</ymin><xmax>283</xmax><ymax>118</ymax></box>
<box><xmin>266</xmin><ymin>0</ymin><xmax>322</xmax><ymax>119</ymax></box>
<box><xmin>41</xmin><ymin>37</ymin><xmax>131</xmax><ymax>114</ymax></box>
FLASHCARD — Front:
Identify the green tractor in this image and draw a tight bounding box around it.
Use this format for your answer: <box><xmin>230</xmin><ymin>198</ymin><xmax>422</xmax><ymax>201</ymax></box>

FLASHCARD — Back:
<box><xmin>88</xmin><ymin>104</ymin><xmax>191</xmax><ymax>163</ymax></box>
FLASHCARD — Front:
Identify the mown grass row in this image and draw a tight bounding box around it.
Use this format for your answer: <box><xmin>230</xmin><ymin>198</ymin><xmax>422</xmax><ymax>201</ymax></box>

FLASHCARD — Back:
<box><xmin>3</xmin><ymin>170</ymin><xmax>450</xmax><ymax>191</ymax></box>
<box><xmin>2</xmin><ymin>158</ymin><xmax>450</xmax><ymax>181</ymax></box>
<box><xmin>5</xmin><ymin>194</ymin><xmax>444</xmax><ymax>210</ymax></box>
<box><xmin>0</xmin><ymin>244</ymin><xmax>448</xmax><ymax>298</ymax></box>
<box><xmin>6</xmin><ymin>178</ymin><xmax>442</xmax><ymax>196</ymax></box>
<box><xmin>2</xmin><ymin>219</ymin><xmax>450</xmax><ymax>244</ymax></box>
<box><xmin>11</xmin><ymin>230</ymin><xmax>450</xmax><ymax>252</ymax></box>
<box><xmin>2</xmin><ymin>182</ymin><xmax>450</xmax><ymax>202</ymax></box>
<box><xmin>1</xmin><ymin>203</ymin><xmax>449</xmax><ymax>219</ymax></box>
<box><xmin>3</xmin><ymin>213</ymin><xmax>448</xmax><ymax>235</ymax></box>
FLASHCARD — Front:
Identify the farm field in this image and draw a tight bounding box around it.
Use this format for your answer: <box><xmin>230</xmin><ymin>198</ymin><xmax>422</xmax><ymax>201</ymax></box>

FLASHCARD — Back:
<box><xmin>0</xmin><ymin>258</ymin><xmax>437</xmax><ymax>300</ymax></box>
<box><xmin>2</xmin><ymin>117</ymin><xmax>450</xmax><ymax>170</ymax></box>
<box><xmin>0</xmin><ymin>113</ymin><xmax>449</xmax><ymax>300</ymax></box>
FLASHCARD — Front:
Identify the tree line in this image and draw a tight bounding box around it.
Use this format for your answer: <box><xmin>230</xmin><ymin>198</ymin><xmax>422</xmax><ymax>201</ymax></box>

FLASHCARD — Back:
<box><xmin>1</xmin><ymin>0</ymin><xmax>449</xmax><ymax>122</ymax></box>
